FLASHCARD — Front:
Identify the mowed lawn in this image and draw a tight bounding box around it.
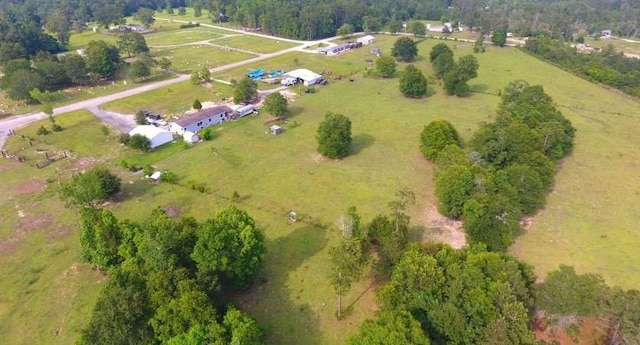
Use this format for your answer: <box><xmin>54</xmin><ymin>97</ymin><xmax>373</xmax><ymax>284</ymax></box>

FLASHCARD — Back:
<box><xmin>153</xmin><ymin>44</ymin><xmax>255</xmax><ymax>73</ymax></box>
<box><xmin>210</xmin><ymin>35</ymin><xmax>299</xmax><ymax>54</ymax></box>
<box><xmin>3</xmin><ymin>34</ymin><xmax>640</xmax><ymax>345</ymax></box>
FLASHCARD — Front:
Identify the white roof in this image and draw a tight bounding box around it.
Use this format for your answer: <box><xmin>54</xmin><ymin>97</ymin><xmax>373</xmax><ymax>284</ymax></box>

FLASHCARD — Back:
<box><xmin>270</xmin><ymin>125</ymin><xmax>281</xmax><ymax>130</ymax></box>
<box><xmin>150</xmin><ymin>171</ymin><xmax>162</xmax><ymax>180</ymax></box>
<box><xmin>357</xmin><ymin>35</ymin><xmax>375</xmax><ymax>42</ymax></box>
<box><xmin>283</xmin><ymin>69</ymin><xmax>322</xmax><ymax>82</ymax></box>
<box><xmin>129</xmin><ymin>125</ymin><xmax>171</xmax><ymax>139</ymax></box>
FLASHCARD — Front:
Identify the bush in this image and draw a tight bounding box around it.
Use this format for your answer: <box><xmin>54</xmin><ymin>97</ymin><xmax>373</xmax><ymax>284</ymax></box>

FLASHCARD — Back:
<box><xmin>160</xmin><ymin>171</ymin><xmax>179</xmax><ymax>184</ymax></box>
<box><xmin>200</xmin><ymin>127</ymin><xmax>215</xmax><ymax>140</ymax></box>
<box><xmin>52</xmin><ymin>123</ymin><xmax>63</xmax><ymax>132</ymax></box>
<box><xmin>316</xmin><ymin>112</ymin><xmax>352</xmax><ymax>159</ymax></box>
<box><xmin>193</xmin><ymin>99</ymin><xmax>202</xmax><ymax>110</ymax></box>
<box><xmin>37</xmin><ymin>125</ymin><xmax>49</xmax><ymax>135</ymax></box>
<box><xmin>179</xmin><ymin>22</ymin><xmax>200</xmax><ymax>29</ymax></box>
<box><xmin>135</xmin><ymin>111</ymin><xmax>147</xmax><ymax>125</ymax></box>
<box><xmin>100</xmin><ymin>126</ymin><xmax>109</xmax><ymax>136</ymax></box>
<box><xmin>420</xmin><ymin>120</ymin><xmax>461</xmax><ymax>161</ymax></box>
<box><xmin>118</xmin><ymin>134</ymin><xmax>131</xmax><ymax>144</ymax></box>
<box><xmin>127</xmin><ymin>134</ymin><xmax>151</xmax><ymax>152</ymax></box>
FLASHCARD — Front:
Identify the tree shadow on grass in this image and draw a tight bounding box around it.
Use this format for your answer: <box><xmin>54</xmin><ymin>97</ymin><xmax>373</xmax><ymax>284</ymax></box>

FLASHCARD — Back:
<box><xmin>237</xmin><ymin>225</ymin><xmax>328</xmax><ymax>345</ymax></box>
<box><xmin>470</xmin><ymin>83</ymin><xmax>493</xmax><ymax>95</ymax></box>
<box><xmin>350</xmin><ymin>133</ymin><xmax>375</xmax><ymax>155</ymax></box>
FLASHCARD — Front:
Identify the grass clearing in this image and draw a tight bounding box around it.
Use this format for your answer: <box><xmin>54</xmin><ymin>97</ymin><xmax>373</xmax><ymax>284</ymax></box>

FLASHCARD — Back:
<box><xmin>153</xmin><ymin>44</ymin><xmax>255</xmax><ymax>73</ymax></box>
<box><xmin>145</xmin><ymin>27</ymin><xmax>227</xmax><ymax>46</ymax></box>
<box><xmin>211</xmin><ymin>35</ymin><xmax>299</xmax><ymax>54</ymax></box>
<box><xmin>3</xmin><ymin>34</ymin><xmax>640</xmax><ymax>344</ymax></box>
<box><xmin>102</xmin><ymin>81</ymin><xmax>234</xmax><ymax>115</ymax></box>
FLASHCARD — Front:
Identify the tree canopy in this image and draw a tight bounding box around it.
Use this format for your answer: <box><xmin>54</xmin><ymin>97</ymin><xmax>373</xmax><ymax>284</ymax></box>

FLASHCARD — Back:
<box><xmin>233</xmin><ymin>77</ymin><xmax>258</xmax><ymax>104</ymax></box>
<box><xmin>262</xmin><ymin>92</ymin><xmax>288</xmax><ymax>117</ymax></box>
<box><xmin>391</xmin><ymin>37</ymin><xmax>418</xmax><ymax>62</ymax></box>
<box><xmin>420</xmin><ymin>120</ymin><xmax>461</xmax><ymax>161</ymax></box>
<box><xmin>399</xmin><ymin>65</ymin><xmax>427</xmax><ymax>98</ymax></box>
<box><xmin>316</xmin><ymin>112</ymin><xmax>352</xmax><ymax>159</ymax></box>
<box><xmin>375</xmin><ymin>55</ymin><xmax>397</xmax><ymax>78</ymax></box>
<box><xmin>59</xmin><ymin>166</ymin><xmax>121</xmax><ymax>208</ymax></box>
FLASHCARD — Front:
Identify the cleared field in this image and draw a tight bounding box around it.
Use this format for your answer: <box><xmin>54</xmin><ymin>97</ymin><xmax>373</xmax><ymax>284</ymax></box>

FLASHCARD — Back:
<box><xmin>102</xmin><ymin>81</ymin><xmax>234</xmax><ymax>115</ymax></box>
<box><xmin>3</xmin><ymin>34</ymin><xmax>640</xmax><ymax>345</ymax></box>
<box><xmin>67</xmin><ymin>29</ymin><xmax>118</xmax><ymax>50</ymax></box>
<box><xmin>584</xmin><ymin>36</ymin><xmax>640</xmax><ymax>56</ymax></box>
<box><xmin>210</xmin><ymin>35</ymin><xmax>299</xmax><ymax>54</ymax></box>
<box><xmin>153</xmin><ymin>44</ymin><xmax>255</xmax><ymax>73</ymax></box>
<box><xmin>145</xmin><ymin>27</ymin><xmax>226</xmax><ymax>46</ymax></box>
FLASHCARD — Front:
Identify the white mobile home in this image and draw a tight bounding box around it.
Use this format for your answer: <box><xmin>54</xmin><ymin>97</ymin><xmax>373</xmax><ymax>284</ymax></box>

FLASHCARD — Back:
<box><xmin>169</xmin><ymin>105</ymin><xmax>233</xmax><ymax>135</ymax></box>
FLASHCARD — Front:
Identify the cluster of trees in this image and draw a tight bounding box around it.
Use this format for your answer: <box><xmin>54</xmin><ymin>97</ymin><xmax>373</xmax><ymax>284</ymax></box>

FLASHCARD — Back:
<box><xmin>421</xmin><ymin>81</ymin><xmax>575</xmax><ymax>251</ymax></box>
<box><xmin>329</xmin><ymin>189</ymin><xmax>415</xmax><ymax>317</ymax></box>
<box><xmin>0</xmin><ymin>34</ymin><xmax>153</xmax><ymax>102</ymax></box>
<box><xmin>524</xmin><ymin>36</ymin><xmax>640</xmax><ymax>98</ymax></box>
<box><xmin>429</xmin><ymin>43</ymin><xmax>479</xmax><ymax>96</ymax></box>
<box><xmin>349</xmin><ymin>243</ymin><xmax>538</xmax><ymax>344</ymax></box>
<box><xmin>75</xmin><ymin>202</ymin><xmax>267</xmax><ymax>345</ymax></box>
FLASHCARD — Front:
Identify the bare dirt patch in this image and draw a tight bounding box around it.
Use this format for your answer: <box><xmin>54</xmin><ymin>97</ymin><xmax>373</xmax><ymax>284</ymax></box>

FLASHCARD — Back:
<box><xmin>164</xmin><ymin>204</ymin><xmax>182</xmax><ymax>218</ymax></box>
<box><xmin>17</xmin><ymin>179</ymin><xmax>45</xmax><ymax>194</ymax></box>
<box><xmin>421</xmin><ymin>206</ymin><xmax>466</xmax><ymax>249</ymax></box>
<box><xmin>534</xmin><ymin>315</ymin><xmax>608</xmax><ymax>345</ymax></box>
<box><xmin>0</xmin><ymin>160</ymin><xmax>21</xmax><ymax>172</ymax></box>
<box><xmin>18</xmin><ymin>213</ymin><xmax>54</xmax><ymax>235</ymax></box>
<box><xmin>310</xmin><ymin>153</ymin><xmax>329</xmax><ymax>163</ymax></box>
<box><xmin>66</xmin><ymin>157</ymin><xmax>98</xmax><ymax>173</ymax></box>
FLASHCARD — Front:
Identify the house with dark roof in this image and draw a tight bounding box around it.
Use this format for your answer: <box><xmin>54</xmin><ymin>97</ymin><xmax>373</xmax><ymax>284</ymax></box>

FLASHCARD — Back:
<box><xmin>169</xmin><ymin>105</ymin><xmax>233</xmax><ymax>135</ymax></box>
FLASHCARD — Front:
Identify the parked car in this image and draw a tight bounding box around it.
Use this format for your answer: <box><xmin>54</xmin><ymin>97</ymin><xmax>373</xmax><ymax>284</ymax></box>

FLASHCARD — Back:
<box><xmin>281</xmin><ymin>77</ymin><xmax>297</xmax><ymax>86</ymax></box>
<box><xmin>318</xmin><ymin>78</ymin><xmax>328</xmax><ymax>85</ymax></box>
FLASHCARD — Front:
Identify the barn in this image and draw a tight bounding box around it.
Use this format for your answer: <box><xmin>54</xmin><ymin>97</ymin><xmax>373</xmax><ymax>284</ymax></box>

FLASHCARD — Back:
<box><xmin>169</xmin><ymin>105</ymin><xmax>233</xmax><ymax>135</ymax></box>
<box><xmin>357</xmin><ymin>35</ymin><xmax>376</xmax><ymax>45</ymax></box>
<box><xmin>282</xmin><ymin>69</ymin><xmax>322</xmax><ymax>86</ymax></box>
<box><xmin>129</xmin><ymin>125</ymin><xmax>174</xmax><ymax>149</ymax></box>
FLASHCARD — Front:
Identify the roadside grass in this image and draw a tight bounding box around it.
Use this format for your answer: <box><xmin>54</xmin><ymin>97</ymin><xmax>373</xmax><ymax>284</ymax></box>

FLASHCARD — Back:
<box><xmin>210</xmin><ymin>35</ymin><xmax>299</xmax><ymax>54</ymax></box>
<box><xmin>3</xmin><ymin>34</ymin><xmax>640</xmax><ymax>345</ymax></box>
<box><xmin>153</xmin><ymin>45</ymin><xmax>255</xmax><ymax>73</ymax></box>
<box><xmin>584</xmin><ymin>36</ymin><xmax>640</xmax><ymax>55</ymax></box>
<box><xmin>67</xmin><ymin>29</ymin><xmax>118</xmax><ymax>50</ymax></box>
<box><xmin>102</xmin><ymin>81</ymin><xmax>234</xmax><ymax>115</ymax></box>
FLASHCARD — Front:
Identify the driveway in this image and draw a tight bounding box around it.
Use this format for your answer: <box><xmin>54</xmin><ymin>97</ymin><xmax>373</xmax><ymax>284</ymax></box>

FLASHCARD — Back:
<box><xmin>86</xmin><ymin>106</ymin><xmax>136</xmax><ymax>133</ymax></box>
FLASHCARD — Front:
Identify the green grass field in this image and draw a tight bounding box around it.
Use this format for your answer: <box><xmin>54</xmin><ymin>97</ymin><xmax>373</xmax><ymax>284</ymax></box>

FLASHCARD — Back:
<box><xmin>145</xmin><ymin>27</ymin><xmax>225</xmax><ymax>46</ymax></box>
<box><xmin>153</xmin><ymin>44</ymin><xmax>255</xmax><ymax>73</ymax></box>
<box><xmin>210</xmin><ymin>35</ymin><xmax>299</xmax><ymax>54</ymax></box>
<box><xmin>3</xmin><ymin>34</ymin><xmax>640</xmax><ymax>345</ymax></box>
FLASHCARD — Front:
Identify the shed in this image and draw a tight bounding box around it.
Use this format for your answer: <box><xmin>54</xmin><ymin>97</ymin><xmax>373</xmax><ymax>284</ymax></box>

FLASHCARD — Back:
<box><xmin>129</xmin><ymin>125</ymin><xmax>174</xmax><ymax>149</ymax></box>
<box><xmin>150</xmin><ymin>171</ymin><xmax>162</xmax><ymax>182</ymax></box>
<box><xmin>270</xmin><ymin>125</ymin><xmax>282</xmax><ymax>135</ymax></box>
<box><xmin>182</xmin><ymin>131</ymin><xmax>200</xmax><ymax>144</ymax></box>
<box><xmin>357</xmin><ymin>35</ymin><xmax>376</xmax><ymax>45</ymax></box>
<box><xmin>282</xmin><ymin>69</ymin><xmax>322</xmax><ymax>86</ymax></box>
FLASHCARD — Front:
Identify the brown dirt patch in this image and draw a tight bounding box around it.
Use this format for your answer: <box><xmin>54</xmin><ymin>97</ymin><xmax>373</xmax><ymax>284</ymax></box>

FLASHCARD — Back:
<box><xmin>164</xmin><ymin>204</ymin><xmax>181</xmax><ymax>218</ymax></box>
<box><xmin>17</xmin><ymin>213</ymin><xmax>54</xmax><ymax>235</ymax></box>
<box><xmin>17</xmin><ymin>179</ymin><xmax>45</xmax><ymax>194</ymax></box>
<box><xmin>48</xmin><ymin>224</ymin><xmax>74</xmax><ymax>239</ymax></box>
<box><xmin>421</xmin><ymin>206</ymin><xmax>466</xmax><ymax>249</ymax></box>
<box><xmin>310</xmin><ymin>153</ymin><xmax>329</xmax><ymax>163</ymax></box>
<box><xmin>534</xmin><ymin>316</ymin><xmax>608</xmax><ymax>345</ymax></box>
<box><xmin>0</xmin><ymin>160</ymin><xmax>21</xmax><ymax>172</ymax></box>
<box><xmin>66</xmin><ymin>157</ymin><xmax>98</xmax><ymax>173</ymax></box>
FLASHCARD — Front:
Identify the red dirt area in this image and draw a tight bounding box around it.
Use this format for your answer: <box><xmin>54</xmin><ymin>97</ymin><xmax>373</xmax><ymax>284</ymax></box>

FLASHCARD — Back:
<box><xmin>535</xmin><ymin>316</ymin><xmax>608</xmax><ymax>345</ymax></box>
<box><xmin>163</xmin><ymin>204</ymin><xmax>181</xmax><ymax>218</ymax></box>
<box><xmin>0</xmin><ymin>160</ymin><xmax>21</xmax><ymax>171</ymax></box>
<box><xmin>17</xmin><ymin>179</ymin><xmax>45</xmax><ymax>194</ymax></box>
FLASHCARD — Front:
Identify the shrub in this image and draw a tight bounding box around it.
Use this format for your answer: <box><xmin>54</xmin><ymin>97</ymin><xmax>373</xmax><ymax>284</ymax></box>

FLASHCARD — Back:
<box><xmin>179</xmin><ymin>22</ymin><xmax>200</xmax><ymax>29</ymax></box>
<box><xmin>160</xmin><ymin>171</ymin><xmax>179</xmax><ymax>184</ymax></box>
<box><xmin>200</xmin><ymin>127</ymin><xmax>214</xmax><ymax>140</ymax></box>
<box><xmin>52</xmin><ymin>124</ymin><xmax>63</xmax><ymax>132</ymax></box>
<box><xmin>100</xmin><ymin>126</ymin><xmax>110</xmax><ymax>136</ymax></box>
<box><xmin>118</xmin><ymin>133</ymin><xmax>131</xmax><ymax>144</ymax></box>
<box><xmin>127</xmin><ymin>134</ymin><xmax>151</xmax><ymax>152</ymax></box>
<box><xmin>37</xmin><ymin>126</ymin><xmax>49</xmax><ymax>135</ymax></box>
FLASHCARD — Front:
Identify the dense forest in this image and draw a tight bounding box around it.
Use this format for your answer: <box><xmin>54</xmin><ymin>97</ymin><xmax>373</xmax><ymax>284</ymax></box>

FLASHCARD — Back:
<box><xmin>1</xmin><ymin>0</ymin><xmax>640</xmax><ymax>50</ymax></box>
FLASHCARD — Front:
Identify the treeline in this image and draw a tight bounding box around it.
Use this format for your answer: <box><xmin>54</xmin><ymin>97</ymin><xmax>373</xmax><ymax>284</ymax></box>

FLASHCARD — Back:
<box><xmin>421</xmin><ymin>80</ymin><xmax>575</xmax><ymax>251</ymax></box>
<box><xmin>523</xmin><ymin>36</ymin><xmax>640</xmax><ymax>98</ymax></box>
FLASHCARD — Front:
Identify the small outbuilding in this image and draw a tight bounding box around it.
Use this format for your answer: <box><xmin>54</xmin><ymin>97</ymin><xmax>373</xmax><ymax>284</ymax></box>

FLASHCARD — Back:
<box><xmin>182</xmin><ymin>131</ymin><xmax>200</xmax><ymax>144</ymax></box>
<box><xmin>129</xmin><ymin>125</ymin><xmax>174</xmax><ymax>149</ymax></box>
<box><xmin>282</xmin><ymin>69</ymin><xmax>322</xmax><ymax>86</ymax></box>
<box><xmin>270</xmin><ymin>125</ymin><xmax>282</xmax><ymax>135</ymax></box>
<box><xmin>357</xmin><ymin>35</ymin><xmax>376</xmax><ymax>45</ymax></box>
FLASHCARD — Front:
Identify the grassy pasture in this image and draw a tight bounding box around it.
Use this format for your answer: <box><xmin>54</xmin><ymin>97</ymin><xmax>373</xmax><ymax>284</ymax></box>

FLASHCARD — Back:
<box><xmin>3</xmin><ymin>34</ymin><xmax>640</xmax><ymax>345</ymax></box>
<box><xmin>210</xmin><ymin>35</ymin><xmax>300</xmax><ymax>54</ymax></box>
<box><xmin>153</xmin><ymin>44</ymin><xmax>255</xmax><ymax>73</ymax></box>
<box><xmin>145</xmin><ymin>27</ymin><xmax>227</xmax><ymax>46</ymax></box>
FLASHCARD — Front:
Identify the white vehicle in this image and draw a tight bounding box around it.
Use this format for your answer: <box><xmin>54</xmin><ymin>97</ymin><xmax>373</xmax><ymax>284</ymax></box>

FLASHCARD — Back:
<box><xmin>281</xmin><ymin>77</ymin><xmax>297</xmax><ymax>86</ymax></box>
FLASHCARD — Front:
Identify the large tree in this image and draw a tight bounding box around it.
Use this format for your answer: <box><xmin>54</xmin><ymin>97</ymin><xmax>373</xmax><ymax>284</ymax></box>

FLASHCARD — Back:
<box><xmin>59</xmin><ymin>166</ymin><xmax>122</xmax><ymax>208</ymax></box>
<box><xmin>348</xmin><ymin>310</ymin><xmax>431</xmax><ymax>345</ymax></box>
<box><xmin>336</xmin><ymin>23</ymin><xmax>355</xmax><ymax>38</ymax></box>
<box><xmin>135</xmin><ymin>7</ymin><xmax>156</xmax><ymax>28</ymax></box>
<box><xmin>430</xmin><ymin>43</ymin><xmax>455</xmax><ymax>79</ymax></box>
<box><xmin>117</xmin><ymin>31</ymin><xmax>149</xmax><ymax>58</ymax></box>
<box><xmin>443</xmin><ymin>54</ymin><xmax>479</xmax><ymax>96</ymax></box>
<box><xmin>192</xmin><ymin>205</ymin><xmax>266</xmax><ymax>290</ymax></box>
<box><xmin>399</xmin><ymin>65</ymin><xmax>427</xmax><ymax>98</ymax></box>
<box><xmin>85</xmin><ymin>40</ymin><xmax>121</xmax><ymax>79</ymax></box>
<box><xmin>130</xmin><ymin>60</ymin><xmax>151</xmax><ymax>81</ymax></box>
<box><xmin>79</xmin><ymin>207</ymin><xmax>123</xmax><ymax>270</ymax></box>
<box><xmin>316</xmin><ymin>112</ymin><xmax>352</xmax><ymax>159</ymax></box>
<box><xmin>408</xmin><ymin>21</ymin><xmax>426</xmax><ymax>37</ymax></box>
<box><xmin>233</xmin><ymin>77</ymin><xmax>258</xmax><ymax>104</ymax></box>
<box><xmin>375</xmin><ymin>55</ymin><xmax>397</xmax><ymax>78</ymax></box>
<box><xmin>420</xmin><ymin>120</ymin><xmax>461</xmax><ymax>161</ymax></box>
<box><xmin>435</xmin><ymin>165</ymin><xmax>474</xmax><ymax>219</ymax></box>
<box><xmin>262</xmin><ymin>92</ymin><xmax>288</xmax><ymax>117</ymax></box>
<box><xmin>391</xmin><ymin>37</ymin><xmax>418</xmax><ymax>62</ymax></box>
